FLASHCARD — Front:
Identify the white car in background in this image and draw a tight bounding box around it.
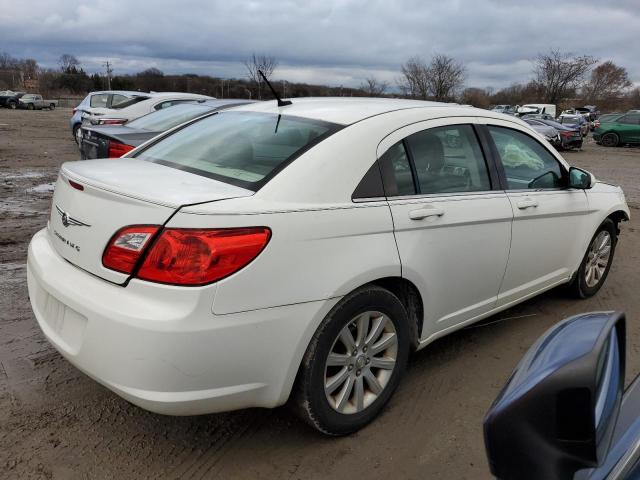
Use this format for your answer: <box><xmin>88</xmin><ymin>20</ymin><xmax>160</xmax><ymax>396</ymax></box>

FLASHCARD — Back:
<box><xmin>27</xmin><ymin>98</ymin><xmax>629</xmax><ymax>435</ymax></box>
<box><xmin>79</xmin><ymin>91</ymin><xmax>215</xmax><ymax>130</ymax></box>
<box><xmin>71</xmin><ymin>90</ymin><xmax>146</xmax><ymax>143</ymax></box>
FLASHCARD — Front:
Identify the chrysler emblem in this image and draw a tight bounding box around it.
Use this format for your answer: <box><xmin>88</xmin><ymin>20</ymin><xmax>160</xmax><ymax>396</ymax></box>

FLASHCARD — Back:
<box><xmin>55</xmin><ymin>205</ymin><xmax>91</xmax><ymax>228</ymax></box>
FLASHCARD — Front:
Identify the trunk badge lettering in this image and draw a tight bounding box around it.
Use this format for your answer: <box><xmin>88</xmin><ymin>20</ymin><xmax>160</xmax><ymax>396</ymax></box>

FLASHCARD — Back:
<box><xmin>56</xmin><ymin>205</ymin><xmax>91</xmax><ymax>228</ymax></box>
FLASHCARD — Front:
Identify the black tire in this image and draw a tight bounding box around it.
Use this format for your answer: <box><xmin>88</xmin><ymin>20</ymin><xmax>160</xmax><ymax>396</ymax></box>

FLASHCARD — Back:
<box><xmin>49</xmin><ymin>103</ymin><xmax>55</xmax><ymax>110</ymax></box>
<box><xmin>292</xmin><ymin>286</ymin><xmax>410</xmax><ymax>435</ymax></box>
<box><xmin>568</xmin><ymin>219</ymin><xmax>617</xmax><ymax>298</ymax></box>
<box><xmin>8</xmin><ymin>101</ymin><xmax>16</xmax><ymax>109</ymax></box>
<box><xmin>601</xmin><ymin>133</ymin><xmax>619</xmax><ymax>147</ymax></box>
<box><xmin>72</xmin><ymin>124</ymin><xmax>81</xmax><ymax>144</ymax></box>
<box><xmin>27</xmin><ymin>103</ymin><xmax>34</xmax><ymax>110</ymax></box>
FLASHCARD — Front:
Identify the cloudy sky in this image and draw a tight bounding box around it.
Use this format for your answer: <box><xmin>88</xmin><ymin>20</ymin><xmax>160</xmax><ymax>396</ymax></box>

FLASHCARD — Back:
<box><xmin>1</xmin><ymin>0</ymin><xmax>639</xmax><ymax>89</ymax></box>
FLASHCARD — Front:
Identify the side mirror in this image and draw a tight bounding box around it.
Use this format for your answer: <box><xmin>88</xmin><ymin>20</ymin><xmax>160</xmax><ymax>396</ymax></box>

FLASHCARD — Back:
<box><xmin>569</xmin><ymin>166</ymin><xmax>596</xmax><ymax>189</ymax></box>
<box><xmin>484</xmin><ymin>312</ymin><xmax>626</xmax><ymax>480</ymax></box>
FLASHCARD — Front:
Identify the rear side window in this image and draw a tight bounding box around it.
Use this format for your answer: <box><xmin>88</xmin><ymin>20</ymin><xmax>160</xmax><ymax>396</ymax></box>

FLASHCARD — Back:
<box><xmin>405</xmin><ymin>125</ymin><xmax>491</xmax><ymax>194</ymax></box>
<box><xmin>488</xmin><ymin>126</ymin><xmax>564</xmax><ymax>190</ymax></box>
<box><xmin>90</xmin><ymin>94</ymin><xmax>109</xmax><ymax>108</ymax></box>
<box><xmin>379</xmin><ymin>141</ymin><xmax>416</xmax><ymax>197</ymax></box>
<box><xmin>134</xmin><ymin>111</ymin><xmax>341</xmax><ymax>190</ymax></box>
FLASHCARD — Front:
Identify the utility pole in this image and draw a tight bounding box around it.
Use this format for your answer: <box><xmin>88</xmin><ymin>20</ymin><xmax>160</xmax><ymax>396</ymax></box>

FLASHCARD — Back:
<box><xmin>282</xmin><ymin>80</ymin><xmax>286</xmax><ymax>98</ymax></box>
<box><xmin>103</xmin><ymin>61</ymin><xmax>113</xmax><ymax>90</ymax></box>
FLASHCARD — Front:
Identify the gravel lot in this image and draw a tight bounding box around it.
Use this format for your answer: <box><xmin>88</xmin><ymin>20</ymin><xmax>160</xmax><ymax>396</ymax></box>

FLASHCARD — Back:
<box><xmin>1</xmin><ymin>108</ymin><xmax>640</xmax><ymax>480</ymax></box>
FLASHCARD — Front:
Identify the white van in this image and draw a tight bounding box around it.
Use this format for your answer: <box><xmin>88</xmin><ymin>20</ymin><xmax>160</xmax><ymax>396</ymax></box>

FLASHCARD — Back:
<box><xmin>517</xmin><ymin>104</ymin><xmax>557</xmax><ymax>118</ymax></box>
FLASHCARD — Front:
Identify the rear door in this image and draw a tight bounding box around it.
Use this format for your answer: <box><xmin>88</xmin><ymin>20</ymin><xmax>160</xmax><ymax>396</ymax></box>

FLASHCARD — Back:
<box><xmin>616</xmin><ymin>114</ymin><xmax>640</xmax><ymax>142</ymax></box>
<box><xmin>380</xmin><ymin>118</ymin><xmax>512</xmax><ymax>340</ymax></box>
<box><xmin>483</xmin><ymin>122</ymin><xmax>590</xmax><ymax>306</ymax></box>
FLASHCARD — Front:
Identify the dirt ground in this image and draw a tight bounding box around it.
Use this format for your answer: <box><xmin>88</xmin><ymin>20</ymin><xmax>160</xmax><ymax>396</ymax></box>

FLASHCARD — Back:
<box><xmin>1</xmin><ymin>107</ymin><xmax>640</xmax><ymax>480</ymax></box>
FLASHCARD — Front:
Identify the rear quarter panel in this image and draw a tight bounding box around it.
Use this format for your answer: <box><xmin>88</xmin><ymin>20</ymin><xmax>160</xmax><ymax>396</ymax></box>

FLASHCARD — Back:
<box><xmin>169</xmin><ymin>201</ymin><xmax>400</xmax><ymax>315</ymax></box>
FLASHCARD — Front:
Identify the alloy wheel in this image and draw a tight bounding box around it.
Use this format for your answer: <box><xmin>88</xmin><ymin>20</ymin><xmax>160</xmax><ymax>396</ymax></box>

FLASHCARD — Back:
<box><xmin>585</xmin><ymin>230</ymin><xmax>612</xmax><ymax>288</ymax></box>
<box><xmin>324</xmin><ymin>311</ymin><xmax>398</xmax><ymax>414</ymax></box>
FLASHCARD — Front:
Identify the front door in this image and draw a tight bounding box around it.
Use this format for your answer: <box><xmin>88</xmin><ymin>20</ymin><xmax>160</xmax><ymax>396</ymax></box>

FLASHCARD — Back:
<box><xmin>484</xmin><ymin>124</ymin><xmax>590</xmax><ymax>306</ymax></box>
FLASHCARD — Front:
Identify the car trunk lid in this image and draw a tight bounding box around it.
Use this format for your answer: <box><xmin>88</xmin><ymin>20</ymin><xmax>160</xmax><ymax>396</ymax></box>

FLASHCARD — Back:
<box><xmin>48</xmin><ymin>159</ymin><xmax>253</xmax><ymax>284</ymax></box>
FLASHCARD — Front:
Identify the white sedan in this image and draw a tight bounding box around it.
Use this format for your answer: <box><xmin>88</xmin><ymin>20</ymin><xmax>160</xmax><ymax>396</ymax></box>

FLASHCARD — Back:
<box><xmin>79</xmin><ymin>91</ymin><xmax>215</xmax><ymax>130</ymax></box>
<box><xmin>27</xmin><ymin>98</ymin><xmax>629</xmax><ymax>435</ymax></box>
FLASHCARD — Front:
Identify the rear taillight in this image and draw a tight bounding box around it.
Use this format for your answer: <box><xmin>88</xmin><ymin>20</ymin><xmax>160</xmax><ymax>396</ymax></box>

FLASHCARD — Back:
<box><xmin>102</xmin><ymin>226</ymin><xmax>271</xmax><ymax>285</ymax></box>
<box><xmin>137</xmin><ymin>227</ymin><xmax>271</xmax><ymax>286</ymax></box>
<box><xmin>102</xmin><ymin>225</ymin><xmax>160</xmax><ymax>274</ymax></box>
<box><xmin>107</xmin><ymin>140</ymin><xmax>135</xmax><ymax>158</ymax></box>
<box><xmin>98</xmin><ymin>119</ymin><xmax>127</xmax><ymax>125</ymax></box>
<box><xmin>560</xmin><ymin>131</ymin><xmax>573</xmax><ymax>138</ymax></box>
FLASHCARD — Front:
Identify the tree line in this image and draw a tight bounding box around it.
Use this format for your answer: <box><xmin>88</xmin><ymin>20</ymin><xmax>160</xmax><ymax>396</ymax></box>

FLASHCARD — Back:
<box><xmin>0</xmin><ymin>50</ymin><xmax>637</xmax><ymax>112</ymax></box>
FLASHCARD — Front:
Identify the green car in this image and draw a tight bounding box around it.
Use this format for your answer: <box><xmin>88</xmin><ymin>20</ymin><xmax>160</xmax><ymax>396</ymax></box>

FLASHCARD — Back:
<box><xmin>593</xmin><ymin>112</ymin><xmax>640</xmax><ymax>147</ymax></box>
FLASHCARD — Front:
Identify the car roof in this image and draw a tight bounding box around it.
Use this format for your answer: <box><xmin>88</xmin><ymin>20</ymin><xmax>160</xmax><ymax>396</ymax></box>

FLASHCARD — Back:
<box><xmin>231</xmin><ymin>97</ymin><xmax>482</xmax><ymax>125</ymax></box>
<box><xmin>89</xmin><ymin>90</ymin><xmax>146</xmax><ymax>96</ymax></box>
<box><xmin>145</xmin><ymin>92</ymin><xmax>213</xmax><ymax>99</ymax></box>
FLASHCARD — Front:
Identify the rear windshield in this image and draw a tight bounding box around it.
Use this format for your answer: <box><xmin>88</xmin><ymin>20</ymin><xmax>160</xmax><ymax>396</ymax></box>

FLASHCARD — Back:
<box><xmin>134</xmin><ymin>111</ymin><xmax>341</xmax><ymax>190</ymax></box>
<box><xmin>127</xmin><ymin>103</ymin><xmax>212</xmax><ymax>132</ymax></box>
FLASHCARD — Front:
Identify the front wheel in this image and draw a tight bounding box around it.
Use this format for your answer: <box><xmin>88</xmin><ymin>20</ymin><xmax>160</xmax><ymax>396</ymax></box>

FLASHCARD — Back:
<box><xmin>293</xmin><ymin>286</ymin><xmax>410</xmax><ymax>435</ymax></box>
<box><xmin>8</xmin><ymin>101</ymin><xmax>17</xmax><ymax>109</ymax></box>
<box><xmin>601</xmin><ymin>133</ymin><xmax>619</xmax><ymax>147</ymax></box>
<box><xmin>27</xmin><ymin>103</ymin><xmax>34</xmax><ymax>110</ymax></box>
<box><xmin>568</xmin><ymin>219</ymin><xmax>617</xmax><ymax>298</ymax></box>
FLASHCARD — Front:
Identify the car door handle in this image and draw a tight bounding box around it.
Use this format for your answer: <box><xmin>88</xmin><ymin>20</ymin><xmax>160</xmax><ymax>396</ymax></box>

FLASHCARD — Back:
<box><xmin>408</xmin><ymin>206</ymin><xmax>445</xmax><ymax>220</ymax></box>
<box><xmin>516</xmin><ymin>198</ymin><xmax>539</xmax><ymax>209</ymax></box>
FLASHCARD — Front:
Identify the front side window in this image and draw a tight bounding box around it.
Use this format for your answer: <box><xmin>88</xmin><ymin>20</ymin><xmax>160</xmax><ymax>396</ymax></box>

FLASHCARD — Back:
<box><xmin>134</xmin><ymin>111</ymin><xmax>341</xmax><ymax>190</ymax></box>
<box><xmin>90</xmin><ymin>94</ymin><xmax>108</xmax><ymax>108</ymax></box>
<box><xmin>618</xmin><ymin>114</ymin><xmax>640</xmax><ymax>125</ymax></box>
<box><xmin>488</xmin><ymin>126</ymin><xmax>565</xmax><ymax>190</ymax></box>
<box><xmin>405</xmin><ymin>125</ymin><xmax>491</xmax><ymax>194</ymax></box>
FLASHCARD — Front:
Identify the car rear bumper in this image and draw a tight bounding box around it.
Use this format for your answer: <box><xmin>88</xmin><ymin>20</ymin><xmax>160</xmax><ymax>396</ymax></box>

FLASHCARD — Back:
<box><xmin>27</xmin><ymin>228</ymin><xmax>336</xmax><ymax>415</ymax></box>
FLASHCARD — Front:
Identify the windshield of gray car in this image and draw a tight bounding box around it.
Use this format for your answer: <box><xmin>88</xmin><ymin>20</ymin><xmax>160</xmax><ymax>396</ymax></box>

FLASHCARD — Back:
<box><xmin>134</xmin><ymin>111</ymin><xmax>342</xmax><ymax>190</ymax></box>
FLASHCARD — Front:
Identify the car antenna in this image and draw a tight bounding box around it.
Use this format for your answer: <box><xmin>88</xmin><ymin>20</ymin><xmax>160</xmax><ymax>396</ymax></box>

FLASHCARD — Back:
<box><xmin>259</xmin><ymin>70</ymin><xmax>291</xmax><ymax>107</ymax></box>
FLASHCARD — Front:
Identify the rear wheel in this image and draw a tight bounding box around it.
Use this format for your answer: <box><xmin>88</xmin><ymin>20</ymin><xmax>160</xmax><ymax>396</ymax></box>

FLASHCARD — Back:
<box><xmin>293</xmin><ymin>286</ymin><xmax>410</xmax><ymax>435</ymax></box>
<box><xmin>73</xmin><ymin>124</ymin><xmax>82</xmax><ymax>145</ymax></box>
<box><xmin>601</xmin><ymin>133</ymin><xmax>619</xmax><ymax>147</ymax></box>
<box><xmin>49</xmin><ymin>103</ymin><xmax>55</xmax><ymax>110</ymax></box>
<box><xmin>568</xmin><ymin>219</ymin><xmax>617</xmax><ymax>298</ymax></box>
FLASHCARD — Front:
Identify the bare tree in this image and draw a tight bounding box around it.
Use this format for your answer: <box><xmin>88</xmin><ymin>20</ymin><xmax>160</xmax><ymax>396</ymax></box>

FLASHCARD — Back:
<box><xmin>21</xmin><ymin>59</ymin><xmax>39</xmax><ymax>79</ymax></box>
<box><xmin>582</xmin><ymin>61</ymin><xmax>632</xmax><ymax>102</ymax></box>
<box><xmin>58</xmin><ymin>53</ymin><xmax>80</xmax><ymax>73</ymax></box>
<box><xmin>426</xmin><ymin>54</ymin><xmax>465</xmax><ymax>101</ymax></box>
<box><xmin>244</xmin><ymin>54</ymin><xmax>278</xmax><ymax>100</ymax></box>
<box><xmin>359</xmin><ymin>76</ymin><xmax>389</xmax><ymax>96</ymax></box>
<box><xmin>533</xmin><ymin>50</ymin><xmax>597</xmax><ymax>104</ymax></box>
<box><xmin>0</xmin><ymin>52</ymin><xmax>19</xmax><ymax>69</ymax></box>
<box><xmin>400</xmin><ymin>54</ymin><xmax>465</xmax><ymax>101</ymax></box>
<box><xmin>400</xmin><ymin>56</ymin><xmax>430</xmax><ymax>99</ymax></box>
<box><xmin>461</xmin><ymin>87</ymin><xmax>491</xmax><ymax>108</ymax></box>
